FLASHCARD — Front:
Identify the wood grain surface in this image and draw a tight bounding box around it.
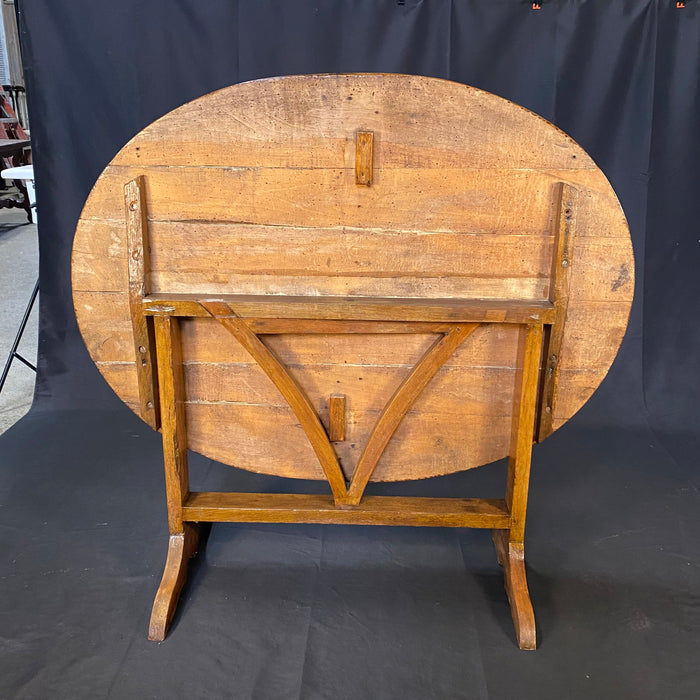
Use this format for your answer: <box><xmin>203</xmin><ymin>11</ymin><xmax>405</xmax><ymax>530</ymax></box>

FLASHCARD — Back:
<box><xmin>72</xmin><ymin>74</ymin><xmax>634</xmax><ymax>482</ymax></box>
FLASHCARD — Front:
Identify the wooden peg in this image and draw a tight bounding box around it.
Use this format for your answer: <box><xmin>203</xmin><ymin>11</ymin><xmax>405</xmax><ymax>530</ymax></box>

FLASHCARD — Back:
<box><xmin>355</xmin><ymin>131</ymin><xmax>373</xmax><ymax>186</ymax></box>
<box><xmin>329</xmin><ymin>394</ymin><xmax>346</xmax><ymax>441</ymax></box>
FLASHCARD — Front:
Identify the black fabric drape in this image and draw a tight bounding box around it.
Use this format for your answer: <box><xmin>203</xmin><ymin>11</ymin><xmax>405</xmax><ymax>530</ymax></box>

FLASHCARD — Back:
<box><xmin>1</xmin><ymin>1</ymin><xmax>699</xmax><ymax>697</ymax></box>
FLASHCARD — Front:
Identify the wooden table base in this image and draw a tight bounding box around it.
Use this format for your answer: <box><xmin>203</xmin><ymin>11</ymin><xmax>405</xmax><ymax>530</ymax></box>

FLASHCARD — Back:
<box><xmin>147</xmin><ymin>317</ymin><xmax>544</xmax><ymax>649</ymax></box>
<box><xmin>148</xmin><ymin>509</ymin><xmax>537</xmax><ymax>649</ymax></box>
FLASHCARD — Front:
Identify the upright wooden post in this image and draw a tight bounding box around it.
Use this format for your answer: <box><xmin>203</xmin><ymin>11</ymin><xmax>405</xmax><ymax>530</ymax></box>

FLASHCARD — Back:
<box><xmin>494</xmin><ymin>322</ymin><xmax>543</xmax><ymax>650</ymax></box>
<box><xmin>148</xmin><ymin>315</ymin><xmax>200</xmax><ymax>641</ymax></box>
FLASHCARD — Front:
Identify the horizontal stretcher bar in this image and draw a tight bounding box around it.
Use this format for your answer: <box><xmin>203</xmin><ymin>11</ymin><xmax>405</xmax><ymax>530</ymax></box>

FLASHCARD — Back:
<box><xmin>142</xmin><ymin>293</ymin><xmax>555</xmax><ymax>324</ymax></box>
<box><xmin>182</xmin><ymin>492</ymin><xmax>512</xmax><ymax>528</ymax></box>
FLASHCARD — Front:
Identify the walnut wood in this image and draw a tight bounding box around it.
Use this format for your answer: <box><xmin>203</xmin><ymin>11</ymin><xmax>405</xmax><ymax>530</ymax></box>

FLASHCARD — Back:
<box><xmin>148</xmin><ymin>523</ymin><xmax>200</xmax><ymax>641</ymax></box>
<box><xmin>124</xmin><ymin>176</ymin><xmax>159</xmax><ymax>429</ymax></box>
<box><xmin>183</xmin><ymin>492</ymin><xmax>510</xmax><ymax>528</ymax></box>
<box><xmin>537</xmin><ymin>182</ymin><xmax>578</xmax><ymax>441</ymax></box>
<box><xmin>153</xmin><ymin>316</ymin><xmax>190</xmax><ymax>532</ymax></box>
<box><xmin>355</xmin><ymin>130</ymin><xmax>373</xmax><ymax>185</ymax></box>
<box><xmin>345</xmin><ymin>324</ymin><xmax>478</xmax><ymax>505</ymax></box>
<box><xmin>492</xmin><ymin>529</ymin><xmax>536</xmax><ymax>650</ymax></box>
<box><xmin>142</xmin><ymin>295</ymin><xmax>556</xmax><ymax>324</ymax></box>
<box><xmin>200</xmin><ymin>300</ymin><xmax>349</xmax><ymax>503</ymax></box>
<box><xmin>506</xmin><ymin>324</ymin><xmax>543</xmax><ymax>544</ymax></box>
<box><xmin>329</xmin><ymin>394</ymin><xmax>346</xmax><ymax>441</ymax></box>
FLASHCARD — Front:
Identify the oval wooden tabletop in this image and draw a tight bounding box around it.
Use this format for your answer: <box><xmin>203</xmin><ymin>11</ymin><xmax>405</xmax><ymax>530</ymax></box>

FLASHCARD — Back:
<box><xmin>72</xmin><ymin>74</ymin><xmax>634</xmax><ymax>482</ymax></box>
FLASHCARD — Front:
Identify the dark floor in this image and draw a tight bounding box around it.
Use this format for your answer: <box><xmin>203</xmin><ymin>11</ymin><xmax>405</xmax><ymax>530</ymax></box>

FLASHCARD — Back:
<box><xmin>0</xmin><ymin>400</ymin><xmax>698</xmax><ymax>699</ymax></box>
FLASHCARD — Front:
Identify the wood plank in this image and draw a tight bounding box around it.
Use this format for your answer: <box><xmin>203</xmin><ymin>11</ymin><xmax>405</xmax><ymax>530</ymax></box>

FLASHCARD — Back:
<box><xmin>182</xmin><ymin>491</ymin><xmax>511</xmax><ymax>528</ymax></box>
<box><xmin>146</xmin><ymin>272</ymin><xmax>548</xmax><ymax>301</ymax></box>
<box><xmin>183</xmin><ymin>403</ymin><xmax>513</xmax><ymax>482</ymax></box>
<box><xmin>181</xmin><ymin>363</ymin><xmax>517</xmax><ymax>414</ymax></box>
<box><xmin>80</xmin><ymin>165</ymin><xmax>574</xmax><ymax>236</ymax></box>
<box><xmin>111</xmin><ymin>75</ymin><xmax>595</xmax><ymax>171</ymax></box>
<box><xmin>98</xmin><ymin>361</ymin><xmax>520</xmax><ymax>419</ymax></box>
<box><xmin>72</xmin><ymin>219</ymin><xmax>632</xmax><ymax>299</ymax></box>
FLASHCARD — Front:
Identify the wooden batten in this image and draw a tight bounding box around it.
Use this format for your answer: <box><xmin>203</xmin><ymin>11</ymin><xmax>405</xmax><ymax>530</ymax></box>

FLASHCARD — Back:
<box><xmin>355</xmin><ymin>130</ymin><xmax>374</xmax><ymax>186</ymax></box>
<box><xmin>329</xmin><ymin>394</ymin><xmax>346</xmax><ymax>442</ymax></box>
<box><xmin>124</xmin><ymin>176</ymin><xmax>160</xmax><ymax>429</ymax></box>
<box><xmin>537</xmin><ymin>182</ymin><xmax>578</xmax><ymax>442</ymax></box>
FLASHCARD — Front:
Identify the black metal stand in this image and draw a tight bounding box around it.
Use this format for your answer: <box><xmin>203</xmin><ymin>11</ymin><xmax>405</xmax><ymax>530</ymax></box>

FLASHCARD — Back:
<box><xmin>0</xmin><ymin>278</ymin><xmax>38</xmax><ymax>394</ymax></box>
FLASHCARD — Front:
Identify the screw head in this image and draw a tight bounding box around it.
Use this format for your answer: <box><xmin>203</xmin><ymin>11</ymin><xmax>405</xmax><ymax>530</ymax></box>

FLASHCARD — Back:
<box><xmin>562</xmin><ymin>259</ymin><xmax>569</xmax><ymax>267</ymax></box>
<box><xmin>129</xmin><ymin>200</ymin><xmax>138</xmax><ymax>211</ymax></box>
<box><xmin>139</xmin><ymin>345</ymin><xmax>146</xmax><ymax>353</ymax></box>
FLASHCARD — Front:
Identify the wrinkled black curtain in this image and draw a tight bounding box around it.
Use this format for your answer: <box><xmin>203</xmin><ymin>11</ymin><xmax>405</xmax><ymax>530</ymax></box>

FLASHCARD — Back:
<box><xmin>2</xmin><ymin>1</ymin><xmax>699</xmax><ymax>697</ymax></box>
<box><xmin>18</xmin><ymin>1</ymin><xmax>700</xmax><ymax>454</ymax></box>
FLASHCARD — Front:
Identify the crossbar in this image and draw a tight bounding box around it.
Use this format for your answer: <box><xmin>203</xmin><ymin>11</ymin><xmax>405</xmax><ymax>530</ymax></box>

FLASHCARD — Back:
<box><xmin>142</xmin><ymin>294</ymin><xmax>556</xmax><ymax>324</ymax></box>
<box><xmin>183</xmin><ymin>492</ymin><xmax>511</xmax><ymax>528</ymax></box>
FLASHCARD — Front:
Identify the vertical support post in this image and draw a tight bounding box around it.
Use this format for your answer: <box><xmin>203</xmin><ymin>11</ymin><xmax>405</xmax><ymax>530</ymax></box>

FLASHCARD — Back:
<box><xmin>153</xmin><ymin>315</ymin><xmax>190</xmax><ymax>533</ymax></box>
<box><xmin>125</xmin><ymin>176</ymin><xmax>160</xmax><ymax>430</ymax></box>
<box><xmin>537</xmin><ymin>181</ymin><xmax>578</xmax><ymax>441</ymax></box>
<box><xmin>149</xmin><ymin>315</ymin><xmax>199</xmax><ymax>641</ymax></box>
<box><xmin>507</xmin><ymin>323</ymin><xmax>543</xmax><ymax>543</ymax></box>
<box><xmin>494</xmin><ymin>322</ymin><xmax>543</xmax><ymax>650</ymax></box>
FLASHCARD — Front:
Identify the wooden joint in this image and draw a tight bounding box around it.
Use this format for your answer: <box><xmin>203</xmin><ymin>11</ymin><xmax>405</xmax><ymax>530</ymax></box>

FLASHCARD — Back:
<box><xmin>329</xmin><ymin>394</ymin><xmax>346</xmax><ymax>441</ymax></box>
<box><xmin>355</xmin><ymin>130</ymin><xmax>373</xmax><ymax>186</ymax></box>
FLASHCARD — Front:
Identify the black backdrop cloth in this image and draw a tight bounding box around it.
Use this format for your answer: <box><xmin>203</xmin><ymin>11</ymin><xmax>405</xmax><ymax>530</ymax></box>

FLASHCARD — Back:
<box><xmin>2</xmin><ymin>1</ymin><xmax>699</xmax><ymax>698</ymax></box>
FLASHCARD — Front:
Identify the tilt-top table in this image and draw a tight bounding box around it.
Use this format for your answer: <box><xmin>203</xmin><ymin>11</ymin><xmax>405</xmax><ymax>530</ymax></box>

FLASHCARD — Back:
<box><xmin>71</xmin><ymin>74</ymin><xmax>634</xmax><ymax>648</ymax></box>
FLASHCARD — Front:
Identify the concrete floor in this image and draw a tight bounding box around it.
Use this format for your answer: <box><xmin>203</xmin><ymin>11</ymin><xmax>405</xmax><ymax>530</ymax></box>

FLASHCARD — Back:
<box><xmin>0</xmin><ymin>206</ymin><xmax>38</xmax><ymax>434</ymax></box>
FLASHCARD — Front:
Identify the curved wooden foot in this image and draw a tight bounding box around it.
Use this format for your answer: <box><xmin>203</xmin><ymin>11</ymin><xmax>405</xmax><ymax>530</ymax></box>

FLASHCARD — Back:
<box><xmin>148</xmin><ymin>523</ymin><xmax>201</xmax><ymax>641</ymax></box>
<box><xmin>492</xmin><ymin>530</ymin><xmax>536</xmax><ymax>650</ymax></box>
